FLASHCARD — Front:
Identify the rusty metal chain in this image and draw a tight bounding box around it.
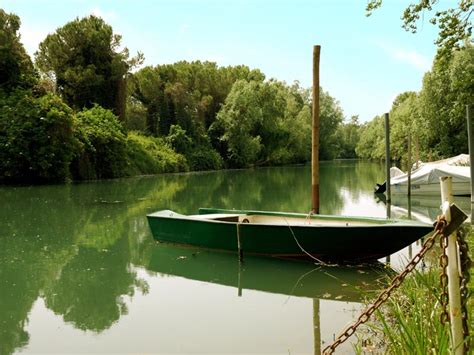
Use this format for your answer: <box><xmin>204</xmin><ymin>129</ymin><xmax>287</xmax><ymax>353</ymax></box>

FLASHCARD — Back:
<box><xmin>457</xmin><ymin>227</ymin><xmax>471</xmax><ymax>353</ymax></box>
<box><xmin>322</xmin><ymin>216</ymin><xmax>448</xmax><ymax>355</ymax></box>
<box><xmin>439</xmin><ymin>232</ymin><xmax>450</xmax><ymax>324</ymax></box>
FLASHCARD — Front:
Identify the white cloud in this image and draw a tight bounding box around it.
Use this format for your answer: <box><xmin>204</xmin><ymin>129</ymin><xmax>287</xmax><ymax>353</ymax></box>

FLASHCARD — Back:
<box><xmin>377</xmin><ymin>42</ymin><xmax>431</xmax><ymax>72</ymax></box>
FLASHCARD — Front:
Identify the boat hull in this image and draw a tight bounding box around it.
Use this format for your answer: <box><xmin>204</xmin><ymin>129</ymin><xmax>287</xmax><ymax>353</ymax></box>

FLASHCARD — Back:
<box><xmin>147</xmin><ymin>208</ymin><xmax>433</xmax><ymax>262</ymax></box>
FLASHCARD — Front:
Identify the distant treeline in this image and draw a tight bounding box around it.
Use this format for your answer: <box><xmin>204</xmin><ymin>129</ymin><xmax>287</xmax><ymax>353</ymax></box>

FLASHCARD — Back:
<box><xmin>356</xmin><ymin>45</ymin><xmax>474</xmax><ymax>168</ymax></box>
<box><xmin>1</xmin><ymin>10</ymin><xmax>473</xmax><ymax>184</ymax></box>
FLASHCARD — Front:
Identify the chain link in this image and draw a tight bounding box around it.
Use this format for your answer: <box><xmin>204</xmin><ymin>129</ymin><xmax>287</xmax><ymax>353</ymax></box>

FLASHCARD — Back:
<box><xmin>321</xmin><ymin>216</ymin><xmax>447</xmax><ymax>355</ymax></box>
<box><xmin>439</xmin><ymin>233</ymin><xmax>450</xmax><ymax>324</ymax></box>
<box><xmin>457</xmin><ymin>226</ymin><xmax>471</xmax><ymax>353</ymax></box>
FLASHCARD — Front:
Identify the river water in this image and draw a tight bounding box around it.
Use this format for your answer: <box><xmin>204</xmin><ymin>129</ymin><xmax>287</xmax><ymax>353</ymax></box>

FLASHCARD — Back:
<box><xmin>0</xmin><ymin>160</ymin><xmax>461</xmax><ymax>354</ymax></box>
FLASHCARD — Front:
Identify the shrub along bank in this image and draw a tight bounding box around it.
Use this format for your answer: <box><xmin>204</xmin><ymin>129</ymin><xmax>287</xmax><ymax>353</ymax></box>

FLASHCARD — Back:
<box><xmin>0</xmin><ymin>90</ymin><xmax>188</xmax><ymax>183</ymax></box>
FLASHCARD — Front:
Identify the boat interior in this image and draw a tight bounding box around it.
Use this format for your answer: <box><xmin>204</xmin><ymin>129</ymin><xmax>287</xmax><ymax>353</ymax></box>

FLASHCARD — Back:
<box><xmin>188</xmin><ymin>213</ymin><xmax>376</xmax><ymax>226</ymax></box>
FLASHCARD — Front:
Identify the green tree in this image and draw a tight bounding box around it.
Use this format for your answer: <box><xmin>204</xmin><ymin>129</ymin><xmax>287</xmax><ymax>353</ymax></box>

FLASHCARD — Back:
<box><xmin>72</xmin><ymin>105</ymin><xmax>127</xmax><ymax>179</ymax></box>
<box><xmin>212</xmin><ymin>80</ymin><xmax>342</xmax><ymax>167</ymax></box>
<box><xmin>35</xmin><ymin>15</ymin><xmax>143</xmax><ymax>119</ymax></box>
<box><xmin>366</xmin><ymin>0</ymin><xmax>473</xmax><ymax>57</ymax></box>
<box><xmin>417</xmin><ymin>45</ymin><xmax>473</xmax><ymax>158</ymax></box>
<box><xmin>0</xmin><ymin>9</ymin><xmax>36</xmax><ymax>91</ymax></box>
<box><xmin>212</xmin><ymin>80</ymin><xmax>285</xmax><ymax>167</ymax></box>
<box><xmin>356</xmin><ymin>115</ymin><xmax>385</xmax><ymax>160</ymax></box>
<box><xmin>130</xmin><ymin>61</ymin><xmax>265</xmax><ymax>136</ymax></box>
<box><xmin>319</xmin><ymin>89</ymin><xmax>344</xmax><ymax>160</ymax></box>
<box><xmin>336</xmin><ymin>115</ymin><xmax>361</xmax><ymax>159</ymax></box>
<box><xmin>389</xmin><ymin>92</ymin><xmax>419</xmax><ymax>165</ymax></box>
<box><xmin>0</xmin><ymin>91</ymin><xmax>77</xmax><ymax>183</ymax></box>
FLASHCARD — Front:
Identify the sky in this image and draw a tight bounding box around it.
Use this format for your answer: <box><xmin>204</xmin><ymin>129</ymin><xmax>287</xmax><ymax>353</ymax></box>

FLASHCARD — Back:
<box><xmin>1</xmin><ymin>0</ymin><xmax>446</xmax><ymax>122</ymax></box>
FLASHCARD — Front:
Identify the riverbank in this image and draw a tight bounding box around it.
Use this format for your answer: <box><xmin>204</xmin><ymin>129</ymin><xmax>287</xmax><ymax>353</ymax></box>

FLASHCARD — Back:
<box><xmin>355</xmin><ymin>227</ymin><xmax>473</xmax><ymax>353</ymax></box>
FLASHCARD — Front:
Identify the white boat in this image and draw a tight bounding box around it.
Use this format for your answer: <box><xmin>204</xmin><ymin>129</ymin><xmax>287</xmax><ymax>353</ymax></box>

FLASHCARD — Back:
<box><xmin>389</xmin><ymin>154</ymin><xmax>471</xmax><ymax>196</ymax></box>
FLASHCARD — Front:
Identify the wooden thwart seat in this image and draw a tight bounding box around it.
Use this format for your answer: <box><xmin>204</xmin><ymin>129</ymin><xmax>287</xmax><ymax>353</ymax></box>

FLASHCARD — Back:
<box><xmin>189</xmin><ymin>213</ymin><xmax>243</xmax><ymax>222</ymax></box>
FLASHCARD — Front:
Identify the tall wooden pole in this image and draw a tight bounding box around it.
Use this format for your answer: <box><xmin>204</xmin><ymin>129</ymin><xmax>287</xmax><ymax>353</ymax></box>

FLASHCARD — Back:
<box><xmin>466</xmin><ymin>105</ymin><xmax>474</xmax><ymax>203</ymax></box>
<box><xmin>313</xmin><ymin>299</ymin><xmax>321</xmax><ymax>355</ymax></box>
<box><xmin>312</xmin><ymin>45</ymin><xmax>321</xmax><ymax>214</ymax></box>
<box><xmin>440</xmin><ymin>177</ymin><xmax>464</xmax><ymax>354</ymax></box>
<box><xmin>384</xmin><ymin>113</ymin><xmax>391</xmax><ymax>203</ymax></box>
<box><xmin>415</xmin><ymin>135</ymin><xmax>420</xmax><ymax>169</ymax></box>
<box><xmin>407</xmin><ymin>134</ymin><xmax>412</xmax><ymax>197</ymax></box>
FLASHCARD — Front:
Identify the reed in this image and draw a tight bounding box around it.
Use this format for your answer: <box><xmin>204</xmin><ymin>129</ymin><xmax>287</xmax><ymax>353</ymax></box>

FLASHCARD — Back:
<box><xmin>355</xmin><ymin>231</ymin><xmax>473</xmax><ymax>354</ymax></box>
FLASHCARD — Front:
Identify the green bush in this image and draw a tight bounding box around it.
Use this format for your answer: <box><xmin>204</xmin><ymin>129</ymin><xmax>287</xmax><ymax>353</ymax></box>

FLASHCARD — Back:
<box><xmin>125</xmin><ymin>132</ymin><xmax>188</xmax><ymax>175</ymax></box>
<box><xmin>166</xmin><ymin>124</ymin><xmax>223</xmax><ymax>171</ymax></box>
<box><xmin>71</xmin><ymin>105</ymin><xmax>127</xmax><ymax>180</ymax></box>
<box><xmin>166</xmin><ymin>124</ymin><xmax>192</xmax><ymax>154</ymax></box>
<box><xmin>187</xmin><ymin>146</ymin><xmax>223</xmax><ymax>171</ymax></box>
<box><xmin>0</xmin><ymin>90</ymin><xmax>76</xmax><ymax>183</ymax></box>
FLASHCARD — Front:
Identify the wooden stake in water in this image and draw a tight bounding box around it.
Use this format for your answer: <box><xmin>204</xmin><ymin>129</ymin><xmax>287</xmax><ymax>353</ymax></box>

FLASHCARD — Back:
<box><xmin>384</xmin><ymin>113</ymin><xmax>391</xmax><ymax>203</ymax></box>
<box><xmin>311</xmin><ymin>45</ymin><xmax>321</xmax><ymax>214</ymax></box>
<box><xmin>466</xmin><ymin>105</ymin><xmax>474</xmax><ymax>203</ymax></box>
<box><xmin>313</xmin><ymin>299</ymin><xmax>321</xmax><ymax>355</ymax></box>
<box><xmin>415</xmin><ymin>135</ymin><xmax>420</xmax><ymax>169</ymax></box>
<box><xmin>407</xmin><ymin>134</ymin><xmax>411</xmax><ymax>197</ymax></box>
<box><xmin>440</xmin><ymin>177</ymin><xmax>464</xmax><ymax>354</ymax></box>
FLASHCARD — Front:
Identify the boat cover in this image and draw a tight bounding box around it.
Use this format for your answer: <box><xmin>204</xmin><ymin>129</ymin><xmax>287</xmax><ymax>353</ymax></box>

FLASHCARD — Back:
<box><xmin>391</xmin><ymin>154</ymin><xmax>470</xmax><ymax>185</ymax></box>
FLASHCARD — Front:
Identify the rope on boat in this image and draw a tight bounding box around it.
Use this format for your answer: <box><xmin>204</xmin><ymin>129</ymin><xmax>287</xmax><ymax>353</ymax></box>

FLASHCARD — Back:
<box><xmin>284</xmin><ymin>218</ymin><xmax>327</xmax><ymax>265</ymax></box>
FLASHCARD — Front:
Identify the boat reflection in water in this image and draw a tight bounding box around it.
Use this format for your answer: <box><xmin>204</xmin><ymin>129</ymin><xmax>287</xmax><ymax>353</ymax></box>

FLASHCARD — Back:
<box><xmin>145</xmin><ymin>242</ymin><xmax>393</xmax><ymax>353</ymax></box>
<box><xmin>146</xmin><ymin>242</ymin><xmax>391</xmax><ymax>301</ymax></box>
<box><xmin>376</xmin><ymin>193</ymin><xmax>471</xmax><ymax>223</ymax></box>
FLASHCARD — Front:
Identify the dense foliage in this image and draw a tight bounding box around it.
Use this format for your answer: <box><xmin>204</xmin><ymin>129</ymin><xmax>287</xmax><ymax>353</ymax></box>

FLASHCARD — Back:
<box><xmin>130</xmin><ymin>61</ymin><xmax>265</xmax><ymax>136</ymax></box>
<box><xmin>212</xmin><ymin>80</ymin><xmax>309</xmax><ymax>167</ymax></box>
<box><xmin>0</xmin><ymin>9</ymin><xmax>36</xmax><ymax>91</ymax></box>
<box><xmin>35</xmin><ymin>15</ymin><xmax>143</xmax><ymax>120</ymax></box>
<box><xmin>130</xmin><ymin>61</ymin><xmax>344</xmax><ymax>169</ymax></box>
<box><xmin>71</xmin><ymin>105</ymin><xmax>128</xmax><ymax>180</ymax></box>
<box><xmin>335</xmin><ymin>116</ymin><xmax>361</xmax><ymax>159</ymax></box>
<box><xmin>0</xmin><ymin>90</ymin><xmax>76</xmax><ymax>183</ymax></box>
<box><xmin>124</xmin><ymin>132</ymin><xmax>188</xmax><ymax>175</ymax></box>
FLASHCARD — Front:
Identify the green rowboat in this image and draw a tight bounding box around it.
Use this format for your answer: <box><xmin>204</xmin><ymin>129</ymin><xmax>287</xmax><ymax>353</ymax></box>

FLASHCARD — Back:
<box><xmin>146</xmin><ymin>207</ymin><xmax>433</xmax><ymax>262</ymax></box>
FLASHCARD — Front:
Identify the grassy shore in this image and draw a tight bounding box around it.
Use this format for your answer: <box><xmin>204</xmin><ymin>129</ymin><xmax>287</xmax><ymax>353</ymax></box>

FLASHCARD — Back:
<box><xmin>354</xmin><ymin>226</ymin><xmax>473</xmax><ymax>354</ymax></box>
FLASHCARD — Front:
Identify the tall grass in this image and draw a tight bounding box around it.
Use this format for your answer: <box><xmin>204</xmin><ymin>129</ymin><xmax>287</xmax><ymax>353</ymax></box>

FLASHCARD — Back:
<box><xmin>355</xmin><ymin>232</ymin><xmax>473</xmax><ymax>354</ymax></box>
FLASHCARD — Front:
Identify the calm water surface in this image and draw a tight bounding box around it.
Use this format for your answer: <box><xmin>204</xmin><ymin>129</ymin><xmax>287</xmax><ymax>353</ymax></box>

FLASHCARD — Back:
<box><xmin>1</xmin><ymin>161</ymin><xmax>454</xmax><ymax>354</ymax></box>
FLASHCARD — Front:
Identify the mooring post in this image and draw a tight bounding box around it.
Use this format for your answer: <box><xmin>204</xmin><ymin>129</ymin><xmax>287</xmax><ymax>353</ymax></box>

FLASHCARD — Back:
<box><xmin>385</xmin><ymin>113</ymin><xmax>391</xmax><ymax>203</ymax></box>
<box><xmin>236</xmin><ymin>223</ymin><xmax>243</xmax><ymax>262</ymax></box>
<box><xmin>313</xmin><ymin>299</ymin><xmax>321</xmax><ymax>355</ymax></box>
<box><xmin>237</xmin><ymin>258</ymin><xmax>243</xmax><ymax>297</ymax></box>
<box><xmin>440</xmin><ymin>176</ymin><xmax>464</xmax><ymax>354</ymax></box>
<box><xmin>415</xmin><ymin>135</ymin><xmax>420</xmax><ymax>169</ymax></box>
<box><xmin>407</xmin><ymin>133</ymin><xmax>411</xmax><ymax>197</ymax></box>
<box><xmin>311</xmin><ymin>45</ymin><xmax>321</xmax><ymax>214</ymax></box>
<box><xmin>466</xmin><ymin>105</ymin><xmax>474</xmax><ymax>208</ymax></box>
